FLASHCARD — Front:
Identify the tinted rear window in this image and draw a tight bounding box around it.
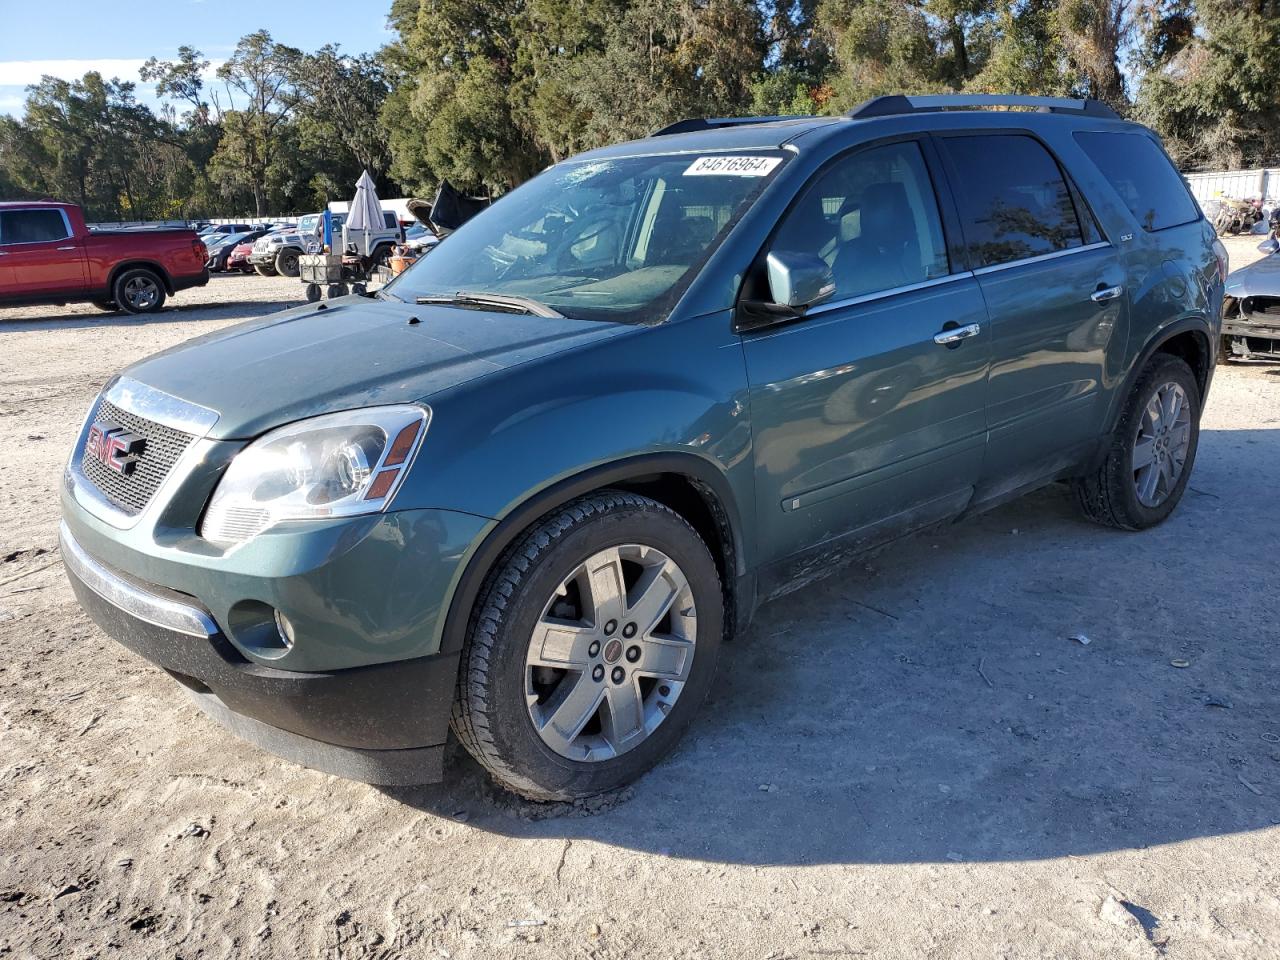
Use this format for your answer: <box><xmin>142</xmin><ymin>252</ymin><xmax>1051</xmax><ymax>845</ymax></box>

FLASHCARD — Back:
<box><xmin>1073</xmin><ymin>131</ymin><xmax>1199</xmax><ymax>232</ymax></box>
<box><xmin>941</xmin><ymin>134</ymin><xmax>1084</xmax><ymax>268</ymax></box>
<box><xmin>0</xmin><ymin>209</ymin><xmax>70</xmax><ymax>244</ymax></box>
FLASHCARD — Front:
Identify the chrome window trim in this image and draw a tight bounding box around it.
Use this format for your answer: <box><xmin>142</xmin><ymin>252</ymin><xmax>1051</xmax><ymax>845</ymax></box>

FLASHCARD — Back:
<box><xmin>802</xmin><ymin>270</ymin><xmax>977</xmax><ymax>319</ymax></box>
<box><xmin>971</xmin><ymin>241</ymin><xmax>1112</xmax><ymax>277</ymax></box>
<box><xmin>59</xmin><ymin>521</ymin><xmax>217</xmax><ymax>639</ymax></box>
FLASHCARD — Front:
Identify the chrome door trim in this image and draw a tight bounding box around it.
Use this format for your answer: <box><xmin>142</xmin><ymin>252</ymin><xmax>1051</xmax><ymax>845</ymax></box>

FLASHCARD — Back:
<box><xmin>971</xmin><ymin>241</ymin><xmax>1112</xmax><ymax>277</ymax></box>
<box><xmin>933</xmin><ymin>322</ymin><xmax>981</xmax><ymax>345</ymax></box>
<box><xmin>799</xmin><ymin>271</ymin><xmax>978</xmax><ymax>321</ymax></box>
<box><xmin>60</xmin><ymin>521</ymin><xmax>217</xmax><ymax>638</ymax></box>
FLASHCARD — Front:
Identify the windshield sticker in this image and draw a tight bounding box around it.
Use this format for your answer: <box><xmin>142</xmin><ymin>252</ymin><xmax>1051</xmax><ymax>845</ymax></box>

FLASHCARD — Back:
<box><xmin>684</xmin><ymin>155</ymin><xmax>782</xmax><ymax>177</ymax></box>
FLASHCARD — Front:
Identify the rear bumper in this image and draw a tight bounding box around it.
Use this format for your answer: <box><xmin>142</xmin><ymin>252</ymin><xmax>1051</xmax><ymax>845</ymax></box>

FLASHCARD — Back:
<box><xmin>60</xmin><ymin>521</ymin><xmax>462</xmax><ymax>785</ymax></box>
<box><xmin>172</xmin><ymin>267</ymin><xmax>210</xmax><ymax>292</ymax></box>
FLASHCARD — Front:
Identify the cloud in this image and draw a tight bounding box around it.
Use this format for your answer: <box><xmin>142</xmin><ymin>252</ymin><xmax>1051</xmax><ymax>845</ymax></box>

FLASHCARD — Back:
<box><xmin>0</xmin><ymin>58</ymin><xmax>223</xmax><ymax>88</ymax></box>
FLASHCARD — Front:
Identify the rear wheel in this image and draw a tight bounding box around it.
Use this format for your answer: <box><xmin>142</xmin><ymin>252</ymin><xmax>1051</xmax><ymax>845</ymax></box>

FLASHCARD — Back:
<box><xmin>112</xmin><ymin>268</ymin><xmax>166</xmax><ymax>315</ymax></box>
<box><xmin>1074</xmin><ymin>354</ymin><xmax>1200</xmax><ymax>530</ymax></box>
<box><xmin>452</xmin><ymin>491</ymin><xmax>723</xmax><ymax>801</ymax></box>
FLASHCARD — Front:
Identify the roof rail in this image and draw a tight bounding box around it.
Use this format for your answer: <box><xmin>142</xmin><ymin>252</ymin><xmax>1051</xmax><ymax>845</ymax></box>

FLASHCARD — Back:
<box><xmin>651</xmin><ymin>115</ymin><xmax>812</xmax><ymax>137</ymax></box>
<box><xmin>847</xmin><ymin>94</ymin><xmax>1121</xmax><ymax>121</ymax></box>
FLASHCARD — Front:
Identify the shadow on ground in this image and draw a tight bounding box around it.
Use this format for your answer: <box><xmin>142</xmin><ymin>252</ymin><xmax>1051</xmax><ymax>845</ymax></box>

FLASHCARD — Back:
<box><xmin>384</xmin><ymin>426</ymin><xmax>1280</xmax><ymax>866</ymax></box>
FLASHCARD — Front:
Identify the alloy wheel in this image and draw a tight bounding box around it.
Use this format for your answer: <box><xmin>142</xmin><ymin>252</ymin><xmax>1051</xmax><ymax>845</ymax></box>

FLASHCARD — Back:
<box><xmin>1133</xmin><ymin>381</ymin><xmax>1192</xmax><ymax>508</ymax></box>
<box><xmin>123</xmin><ymin>275</ymin><xmax>160</xmax><ymax>311</ymax></box>
<box><xmin>524</xmin><ymin>544</ymin><xmax>697</xmax><ymax>762</ymax></box>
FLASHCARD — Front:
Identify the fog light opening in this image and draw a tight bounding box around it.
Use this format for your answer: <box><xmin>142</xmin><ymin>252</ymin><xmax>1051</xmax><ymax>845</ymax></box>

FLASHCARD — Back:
<box><xmin>274</xmin><ymin>610</ymin><xmax>296</xmax><ymax>650</ymax></box>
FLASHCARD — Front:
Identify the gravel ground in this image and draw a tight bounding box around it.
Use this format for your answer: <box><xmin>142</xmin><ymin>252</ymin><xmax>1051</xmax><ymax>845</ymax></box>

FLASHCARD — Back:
<box><xmin>1</xmin><ymin>241</ymin><xmax>1278</xmax><ymax>959</ymax></box>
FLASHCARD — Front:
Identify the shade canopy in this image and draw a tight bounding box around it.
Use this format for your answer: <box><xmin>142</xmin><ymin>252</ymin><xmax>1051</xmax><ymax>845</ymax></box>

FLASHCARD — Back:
<box><xmin>347</xmin><ymin>170</ymin><xmax>383</xmax><ymax>233</ymax></box>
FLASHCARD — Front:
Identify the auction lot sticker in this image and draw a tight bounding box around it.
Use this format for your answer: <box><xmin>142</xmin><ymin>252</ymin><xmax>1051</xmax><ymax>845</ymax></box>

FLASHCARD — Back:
<box><xmin>684</xmin><ymin>155</ymin><xmax>782</xmax><ymax>177</ymax></box>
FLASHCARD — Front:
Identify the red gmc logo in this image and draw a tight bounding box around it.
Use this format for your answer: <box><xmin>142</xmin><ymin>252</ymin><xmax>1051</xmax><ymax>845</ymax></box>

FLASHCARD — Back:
<box><xmin>85</xmin><ymin>422</ymin><xmax>145</xmax><ymax>476</ymax></box>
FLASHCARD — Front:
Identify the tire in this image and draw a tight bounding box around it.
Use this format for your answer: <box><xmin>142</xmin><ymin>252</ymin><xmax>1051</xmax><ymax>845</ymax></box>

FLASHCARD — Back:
<box><xmin>452</xmin><ymin>491</ymin><xmax>723</xmax><ymax>801</ymax></box>
<box><xmin>1073</xmin><ymin>354</ymin><xmax>1201</xmax><ymax>530</ymax></box>
<box><xmin>304</xmin><ymin>283</ymin><xmax>322</xmax><ymax>303</ymax></box>
<box><xmin>254</xmin><ymin>263</ymin><xmax>277</xmax><ymax>278</ymax></box>
<box><xmin>112</xmin><ymin>268</ymin><xmax>167</xmax><ymax>315</ymax></box>
<box><xmin>275</xmin><ymin>249</ymin><xmax>301</xmax><ymax>278</ymax></box>
<box><xmin>90</xmin><ymin>299</ymin><xmax>118</xmax><ymax>312</ymax></box>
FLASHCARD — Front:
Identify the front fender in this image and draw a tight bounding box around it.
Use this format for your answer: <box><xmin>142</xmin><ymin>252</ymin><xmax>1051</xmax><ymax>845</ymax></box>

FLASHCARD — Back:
<box><xmin>393</xmin><ymin>311</ymin><xmax>756</xmax><ymax>650</ymax></box>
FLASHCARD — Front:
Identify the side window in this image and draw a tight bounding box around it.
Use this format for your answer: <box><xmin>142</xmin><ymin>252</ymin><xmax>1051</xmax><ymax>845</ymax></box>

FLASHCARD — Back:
<box><xmin>0</xmin><ymin>209</ymin><xmax>70</xmax><ymax>245</ymax></box>
<box><xmin>771</xmin><ymin>140</ymin><xmax>950</xmax><ymax>301</ymax></box>
<box><xmin>1073</xmin><ymin>131</ymin><xmax>1200</xmax><ymax>232</ymax></box>
<box><xmin>941</xmin><ymin>135</ymin><xmax>1084</xmax><ymax>268</ymax></box>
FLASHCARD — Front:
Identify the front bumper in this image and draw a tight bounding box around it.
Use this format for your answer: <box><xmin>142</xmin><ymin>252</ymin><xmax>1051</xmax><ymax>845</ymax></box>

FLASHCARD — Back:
<box><xmin>1223</xmin><ymin>316</ymin><xmax>1280</xmax><ymax>361</ymax></box>
<box><xmin>61</xmin><ymin>521</ymin><xmax>465</xmax><ymax>784</ymax></box>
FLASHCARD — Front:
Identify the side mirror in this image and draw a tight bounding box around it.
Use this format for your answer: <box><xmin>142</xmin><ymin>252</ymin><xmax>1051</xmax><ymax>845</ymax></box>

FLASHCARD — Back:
<box><xmin>736</xmin><ymin>251</ymin><xmax>836</xmax><ymax>332</ymax></box>
<box><xmin>766</xmin><ymin>251</ymin><xmax>836</xmax><ymax>309</ymax></box>
<box><xmin>1258</xmin><ymin>237</ymin><xmax>1279</xmax><ymax>255</ymax></box>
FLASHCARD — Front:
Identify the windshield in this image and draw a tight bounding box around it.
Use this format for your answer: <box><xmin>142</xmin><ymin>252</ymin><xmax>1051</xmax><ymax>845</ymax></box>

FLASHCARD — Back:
<box><xmin>298</xmin><ymin>214</ymin><xmax>320</xmax><ymax>235</ymax></box>
<box><xmin>386</xmin><ymin>151</ymin><xmax>786</xmax><ymax>323</ymax></box>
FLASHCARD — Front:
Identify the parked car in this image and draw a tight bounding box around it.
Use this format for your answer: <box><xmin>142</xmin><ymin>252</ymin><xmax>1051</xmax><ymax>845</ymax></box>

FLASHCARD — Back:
<box><xmin>206</xmin><ymin>229</ymin><xmax>269</xmax><ymax>272</ymax></box>
<box><xmin>248</xmin><ymin>213</ymin><xmax>334</xmax><ymax>277</ymax></box>
<box><xmin>1221</xmin><ymin>238</ymin><xmax>1280</xmax><ymax>361</ymax></box>
<box><xmin>403</xmin><ymin>223</ymin><xmax>439</xmax><ymax>254</ymax></box>
<box><xmin>199</xmin><ymin>223</ymin><xmax>252</xmax><ymax>238</ymax></box>
<box><xmin>225</xmin><ymin>239</ymin><xmax>257</xmax><ymax>273</ymax></box>
<box><xmin>0</xmin><ymin>201</ymin><xmax>208</xmax><ymax>313</ymax></box>
<box><xmin>60</xmin><ymin>95</ymin><xmax>1224</xmax><ymax>802</ymax></box>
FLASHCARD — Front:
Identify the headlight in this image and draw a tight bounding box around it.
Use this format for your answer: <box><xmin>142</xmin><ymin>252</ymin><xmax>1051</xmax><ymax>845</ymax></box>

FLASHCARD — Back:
<box><xmin>200</xmin><ymin>405</ymin><xmax>430</xmax><ymax>547</ymax></box>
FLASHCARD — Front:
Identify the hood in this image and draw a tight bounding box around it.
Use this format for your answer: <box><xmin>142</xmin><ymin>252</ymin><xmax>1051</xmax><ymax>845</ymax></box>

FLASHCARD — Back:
<box><xmin>1225</xmin><ymin>252</ymin><xmax>1280</xmax><ymax>299</ymax></box>
<box><xmin>122</xmin><ymin>297</ymin><xmax>632</xmax><ymax>439</ymax></box>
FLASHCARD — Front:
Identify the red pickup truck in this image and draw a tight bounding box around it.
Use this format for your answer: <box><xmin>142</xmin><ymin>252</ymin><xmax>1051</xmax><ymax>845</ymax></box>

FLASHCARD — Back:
<box><xmin>0</xmin><ymin>201</ymin><xmax>209</xmax><ymax>314</ymax></box>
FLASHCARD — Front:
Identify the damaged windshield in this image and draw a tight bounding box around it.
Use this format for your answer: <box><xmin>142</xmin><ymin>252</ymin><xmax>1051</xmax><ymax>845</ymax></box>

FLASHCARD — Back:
<box><xmin>386</xmin><ymin>152</ymin><xmax>787</xmax><ymax>323</ymax></box>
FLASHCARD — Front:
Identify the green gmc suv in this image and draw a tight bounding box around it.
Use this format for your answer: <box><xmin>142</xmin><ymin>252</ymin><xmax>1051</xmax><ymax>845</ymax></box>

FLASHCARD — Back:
<box><xmin>62</xmin><ymin>95</ymin><xmax>1226</xmax><ymax>801</ymax></box>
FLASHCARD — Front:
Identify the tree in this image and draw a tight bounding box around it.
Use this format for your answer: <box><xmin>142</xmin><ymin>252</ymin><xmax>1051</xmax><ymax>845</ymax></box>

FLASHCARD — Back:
<box><xmin>1135</xmin><ymin>0</ymin><xmax>1280</xmax><ymax>168</ymax></box>
<box><xmin>1057</xmin><ymin>0</ymin><xmax>1131</xmax><ymax>106</ymax></box>
<box><xmin>290</xmin><ymin>46</ymin><xmax>393</xmax><ymax>181</ymax></box>
<box><xmin>213</xmin><ymin>31</ymin><xmax>301</xmax><ymax>215</ymax></box>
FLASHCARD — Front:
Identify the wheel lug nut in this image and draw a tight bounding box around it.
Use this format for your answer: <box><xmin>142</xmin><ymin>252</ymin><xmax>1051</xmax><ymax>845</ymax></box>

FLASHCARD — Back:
<box><xmin>622</xmin><ymin>622</ymin><xmax>637</xmax><ymax>639</ymax></box>
<box><xmin>611</xmin><ymin>666</ymin><xmax>625</xmax><ymax>684</ymax></box>
<box><xmin>658</xmin><ymin>685</ymin><xmax>671</xmax><ymax>697</ymax></box>
<box><xmin>625</xmin><ymin>645</ymin><xmax>641</xmax><ymax>663</ymax></box>
<box><xmin>592</xmin><ymin>665</ymin><xmax>605</xmax><ymax>682</ymax></box>
<box><xmin>588</xmin><ymin>641</ymin><xmax>601</xmax><ymax>657</ymax></box>
<box><xmin>604</xmin><ymin>619</ymin><xmax>618</xmax><ymax>635</ymax></box>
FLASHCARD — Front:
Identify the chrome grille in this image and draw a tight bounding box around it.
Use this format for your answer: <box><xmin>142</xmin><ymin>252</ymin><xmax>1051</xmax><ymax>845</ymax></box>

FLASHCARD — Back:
<box><xmin>79</xmin><ymin>399</ymin><xmax>196</xmax><ymax>515</ymax></box>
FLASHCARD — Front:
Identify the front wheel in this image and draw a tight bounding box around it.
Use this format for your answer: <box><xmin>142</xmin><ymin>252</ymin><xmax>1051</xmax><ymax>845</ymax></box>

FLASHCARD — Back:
<box><xmin>275</xmin><ymin>249</ymin><xmax>301</xmax><ymax>278</ymax></box>
<box><xmin>112</xmin><ymin>268</ymin><xmax>167</xmax><ymax>314</ymax></box>
<box><xmin>254</xmin><ymin>263</ymin><xmax>277</xmax><ymax>278</ymax></box>
<box><xmin>1074</xmin><ymin>354</ymin><xmax>1201</xmax><ymax>530</ymax></box>
<box><xmin>452</xmin><ymin>491</ymin><xmax>723</xmax><ymax>801</ymax></box>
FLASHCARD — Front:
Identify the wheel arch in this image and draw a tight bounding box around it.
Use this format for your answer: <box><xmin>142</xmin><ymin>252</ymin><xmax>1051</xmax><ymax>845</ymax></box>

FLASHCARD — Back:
<box><xmin>1106</xmin><ymin>317</ymin><xmax>1214</xmax><ymax>435</ymax></box>
<box><xmin>437</xmin><ymin>453</ymin><xmax>752</xmax><ymax>656</ymax></box>
<box><xmin>108</xmin><ymin>259</ymin><xmax>175</xmax><ymax>296</ymax></box>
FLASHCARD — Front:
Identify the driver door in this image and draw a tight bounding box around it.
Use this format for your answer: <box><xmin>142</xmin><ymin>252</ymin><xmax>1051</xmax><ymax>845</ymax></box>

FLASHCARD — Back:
<box><xmin>740</xmin><ymin>139</ymin><xmax>991</xmax><ymax>590</ymax></box>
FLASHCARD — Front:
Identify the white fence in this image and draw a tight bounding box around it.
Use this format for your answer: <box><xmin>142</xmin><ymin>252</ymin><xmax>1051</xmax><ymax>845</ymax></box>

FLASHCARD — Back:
<box><xmin>1184</xmin><ymin>168</ymin><xmax>1280</xmax><ymax>206</ymax></box>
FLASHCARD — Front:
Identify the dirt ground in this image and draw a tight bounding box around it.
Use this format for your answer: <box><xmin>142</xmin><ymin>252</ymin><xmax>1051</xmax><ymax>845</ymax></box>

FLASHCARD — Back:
<box><xmin>2</xmin><ymin>240</ymin><xmax>1279</xmax><ymax>960</ymax></box>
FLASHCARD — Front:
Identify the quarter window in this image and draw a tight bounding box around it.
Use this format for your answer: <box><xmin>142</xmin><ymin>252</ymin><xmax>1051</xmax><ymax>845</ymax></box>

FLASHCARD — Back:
<box><xmin>770</xmin><ymin>140</ymin><xmax>950</xmax><ymax>301</ymax></box>
<box><xmin>0</xmin><ymin>209</ymin><xmax>70</xmax><ymax>245</ymax></box>
<box><xmin>1073</xmin><ymin>131</ymin><xmax>1200</xmax><ymax>232</ymax></box>
<box><xmin>942</xmin><ymin>135</ymin><xmax>1084</xmax><ymax>268</ymax></box>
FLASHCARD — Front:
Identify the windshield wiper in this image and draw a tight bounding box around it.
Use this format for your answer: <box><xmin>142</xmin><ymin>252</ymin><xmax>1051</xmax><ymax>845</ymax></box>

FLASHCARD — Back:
<box><xmin>415</xmin><ymin>291</ymin><xmax>564</xmax><ymax>319</ymax></box>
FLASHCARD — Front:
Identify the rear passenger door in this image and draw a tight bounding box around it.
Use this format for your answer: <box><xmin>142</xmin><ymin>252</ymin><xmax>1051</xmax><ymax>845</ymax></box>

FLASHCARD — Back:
<box><xmin>741</xmin><ymin>138</ymin><xmax>991</xmax><ymax>581</ymax></box>
<box><xmin>0</xmin><ymin>208</ymin><xmax>87</xmax><ymax>297</ymax></box>
<box><xmin>935</xmin><ymin>133</ymin><xmax>1127</xmax><ymax>501</ymax></box>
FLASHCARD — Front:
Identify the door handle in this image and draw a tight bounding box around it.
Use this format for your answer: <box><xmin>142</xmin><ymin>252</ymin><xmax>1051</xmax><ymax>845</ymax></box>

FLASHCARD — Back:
<box><xmin>1091</xmin><ymin>284</ymin><xmax>1124</xmax><ymax>303</ymax></box>
<box><xmin>56</xmin><ymin>245</ymin><xmax>77</xmax><ymax>251</ymax></box>
<box><xmin>933</xmin><ymin>322</ymin><xmax>981</xmax><ymax>345</ymax></box>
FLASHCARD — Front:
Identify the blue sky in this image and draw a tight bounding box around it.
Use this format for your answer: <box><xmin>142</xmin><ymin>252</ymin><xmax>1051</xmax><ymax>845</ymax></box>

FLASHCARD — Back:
<box><xmin>0</xmin><ymin>0</ymin><xmax>396</xmax><ymax>116</ymax></box>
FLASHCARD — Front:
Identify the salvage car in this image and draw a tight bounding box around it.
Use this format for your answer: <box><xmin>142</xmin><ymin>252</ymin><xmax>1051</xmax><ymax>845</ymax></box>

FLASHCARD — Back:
<box><xmin>62</xmin><ymin>95</ymin><xmax>1223</xmax><ymax>801</ymax></box>
<box><xmin>1221</xmin><ymin>239</ymin><xmax>1280</xmax><ymax>361</ymax></box>
<box><xmin>0</xmin><ymin>201</ymin><xmax>208</xmax><ymax>313</ymax></box>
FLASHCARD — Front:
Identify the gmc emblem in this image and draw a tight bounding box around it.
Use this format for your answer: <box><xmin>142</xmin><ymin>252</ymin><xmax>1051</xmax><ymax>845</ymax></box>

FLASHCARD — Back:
<box><xmin>85</xmin><ymin>421</ymin><xmax>145</xmax><ymax>476</ymax></box>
